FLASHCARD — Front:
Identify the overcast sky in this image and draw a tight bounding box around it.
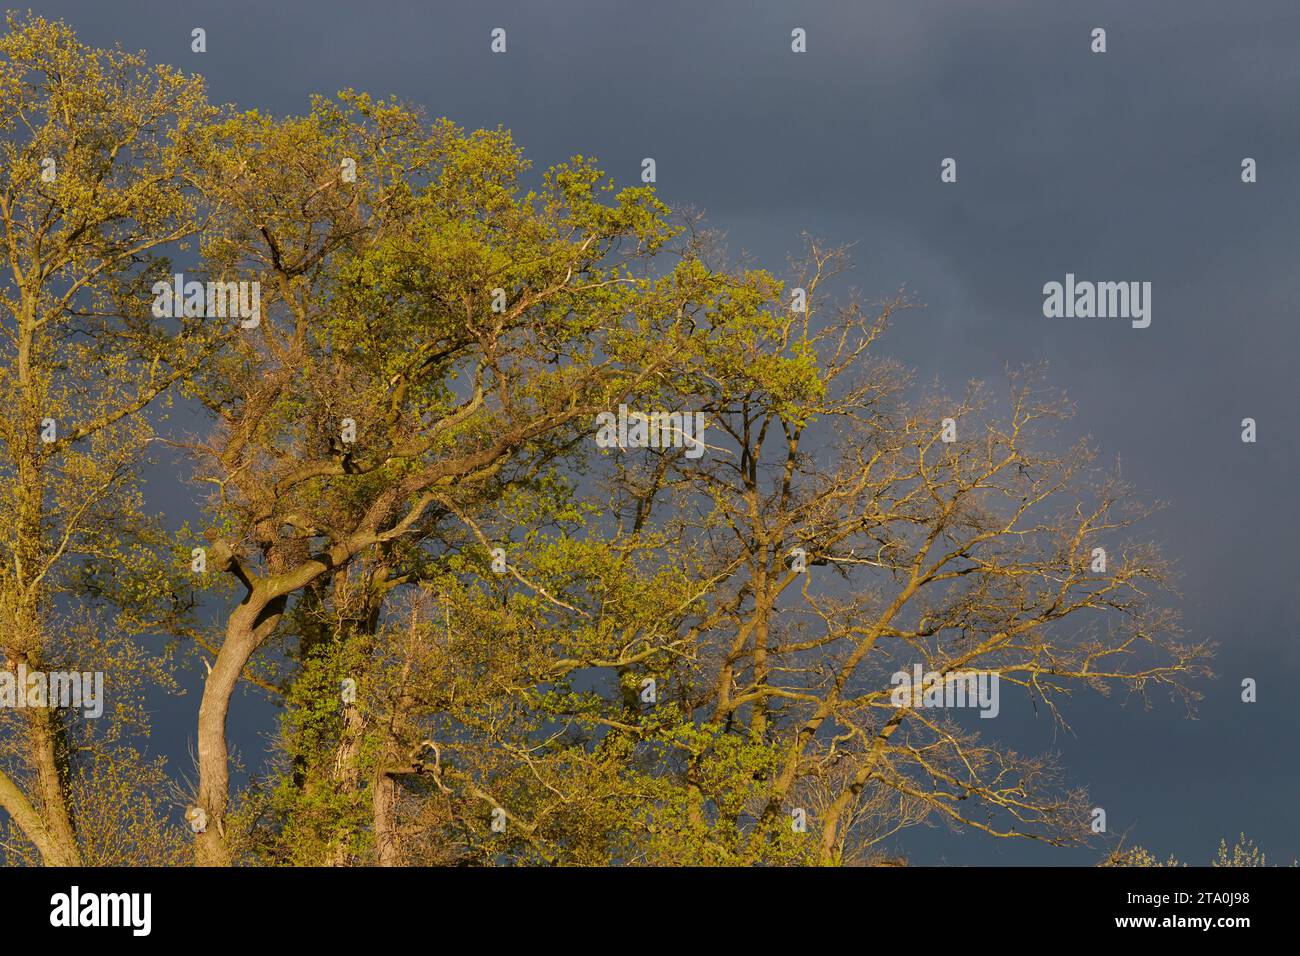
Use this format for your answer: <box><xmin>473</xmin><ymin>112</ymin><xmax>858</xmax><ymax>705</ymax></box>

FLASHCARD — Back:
<box><xmin>30</xmin><ymin>0</ymin><xmax>1300</xmax><ymax>865</ymax></box>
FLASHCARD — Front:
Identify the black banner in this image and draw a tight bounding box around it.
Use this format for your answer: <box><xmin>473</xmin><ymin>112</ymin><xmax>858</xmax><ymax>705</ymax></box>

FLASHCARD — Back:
<box><xmin>1</xmin><ymin>865</ymin><xmax>1285</xmax><ymax>943</ymax></box>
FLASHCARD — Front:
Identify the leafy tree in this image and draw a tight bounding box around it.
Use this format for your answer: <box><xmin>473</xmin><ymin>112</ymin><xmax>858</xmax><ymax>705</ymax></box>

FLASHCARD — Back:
<box><xmin>0</xmin><ymin>13</ymin><xmax>221</xmax><ymax>865</ymax></box>
<box><xmin>178</xmin><ymin>89</ymin><xmax>754</xmax><ymax>864</ymax></box>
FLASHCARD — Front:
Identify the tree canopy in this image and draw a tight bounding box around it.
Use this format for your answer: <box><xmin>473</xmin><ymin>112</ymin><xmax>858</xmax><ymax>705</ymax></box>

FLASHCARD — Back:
<box><xmin>0</xmin><ymin>14</ymin><xmax>1211</xmax><ymax>867</ymax></box>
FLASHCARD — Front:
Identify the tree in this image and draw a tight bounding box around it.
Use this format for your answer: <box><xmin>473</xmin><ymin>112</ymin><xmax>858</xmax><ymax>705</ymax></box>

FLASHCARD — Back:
<box><xmin>407</xmin><ymin>238</ymin><xmax>1211</xmax><ymax>865</ymax></box>
<box><xmin>178</xmin><ymin>91</ymin><xmax>747</xmax><ymax>864</ymax></box>
<box><xmin>0</xmin><ymin>13</ymin><xmax>221</xmax><ymax>865</ymax></box>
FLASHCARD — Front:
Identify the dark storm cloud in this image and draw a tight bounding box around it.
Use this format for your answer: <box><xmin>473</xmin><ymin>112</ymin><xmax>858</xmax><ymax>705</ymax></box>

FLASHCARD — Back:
<box><xmin>28</xmin><ymin>0</ymin><xmax>1299</xmax><ymax>864</ymax></box>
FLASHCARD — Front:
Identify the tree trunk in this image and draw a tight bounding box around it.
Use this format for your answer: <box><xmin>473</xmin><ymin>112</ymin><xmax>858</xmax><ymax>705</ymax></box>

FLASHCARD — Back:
<box><xmin>195</xmin><ymin>592</ymin><xmax>284</xmax><ymax>866</ymax></box>
<box><xmin>26</xmin><ymin>704</ymin><xmax>81</xmax><ymax>865</ymax></box>
<box><xmin>372</xmin><ymin>771</ymin><xmax>400</xmax><ymax>866</ymax></box>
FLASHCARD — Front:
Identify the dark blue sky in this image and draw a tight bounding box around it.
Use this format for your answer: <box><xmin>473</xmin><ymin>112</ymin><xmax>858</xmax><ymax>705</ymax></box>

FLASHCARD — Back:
<box><xmin>31</xmin><ymin>0</ymin><xmax>1300</xmax><ymax>865</ymax></box>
